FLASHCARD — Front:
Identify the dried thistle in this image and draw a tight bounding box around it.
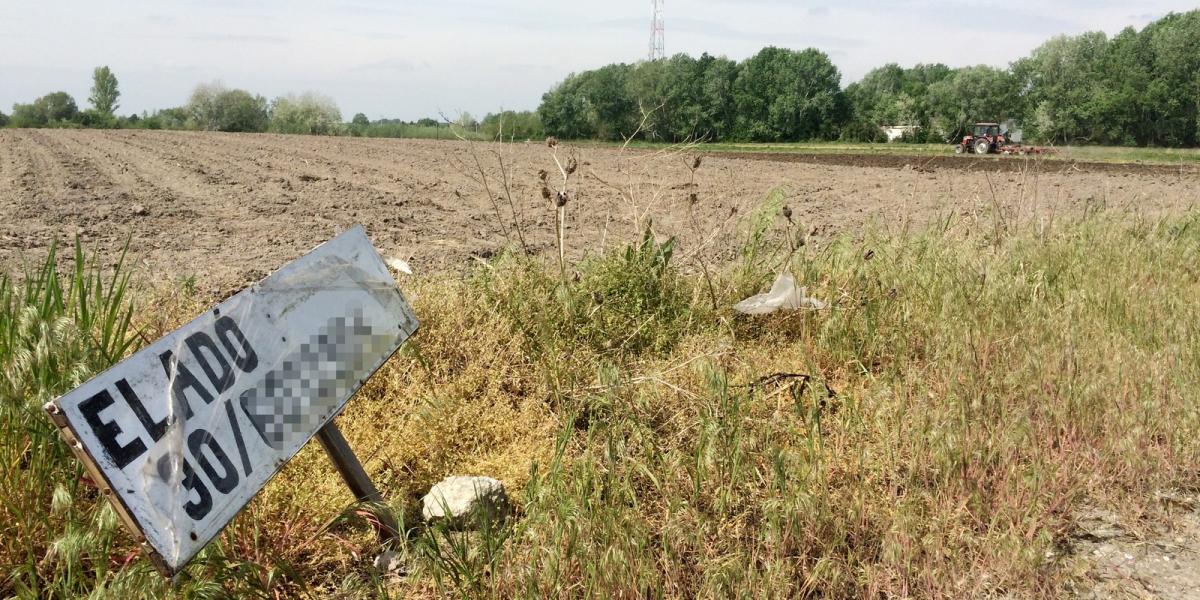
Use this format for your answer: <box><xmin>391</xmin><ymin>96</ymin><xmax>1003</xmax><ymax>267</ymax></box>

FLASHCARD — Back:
<box><xmin>688</xmin><ymin>192</ymin><xmax>698</xmax><ymax>205</ymax></box>
<box><xmin>546</xmin><ymin>136</ymin><xmax>558</xmax><ymax>149</ymax></box>
<box><xmin>565</xmin><ymin>156</ymin><xmax>578</xmax><ymax>175</ymax></box>
<box><xmin>782</xmin><ymin>205</ymin><xmax>793</xmax><ymax>222</ymax></box>
<box><xmin>541</xmin><ymin>186</ymin><xmax>552</xmax><ymax>201</ymax></box>
<box><xmin>556</xmin><ymin>191</ymin><xmax>568</xmax><ymax>207</ymax></box>
<box><xmin>692</xmin><ymin>155</ymin><xmax>702</xmax><ymax>170</ymax></box>
<box><xmin>538</xmin><ymin>169</ymin><xmax>549</xmax><ymax>182</ymax></box>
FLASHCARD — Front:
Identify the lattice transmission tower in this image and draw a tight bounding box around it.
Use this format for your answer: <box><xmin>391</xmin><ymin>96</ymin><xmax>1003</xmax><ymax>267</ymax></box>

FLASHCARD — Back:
<box><xmin>649</xmin><ymin>0</ymin><xmax>665</xmax><ymax>61</ymax></box>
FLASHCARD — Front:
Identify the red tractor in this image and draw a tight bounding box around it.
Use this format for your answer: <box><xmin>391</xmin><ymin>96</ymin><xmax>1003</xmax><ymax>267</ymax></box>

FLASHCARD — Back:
<box><xmin>954</xmin><ymin>122</ymin><xmax>1007</xmax><ymax>154</ymax></box>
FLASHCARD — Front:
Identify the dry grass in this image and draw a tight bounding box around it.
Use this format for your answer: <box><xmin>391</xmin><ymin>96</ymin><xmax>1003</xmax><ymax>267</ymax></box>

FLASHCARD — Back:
<box><xmin>2</xmin><ymin>148</ymin><xmax>1200</xmax><ymax>598</ymax></box>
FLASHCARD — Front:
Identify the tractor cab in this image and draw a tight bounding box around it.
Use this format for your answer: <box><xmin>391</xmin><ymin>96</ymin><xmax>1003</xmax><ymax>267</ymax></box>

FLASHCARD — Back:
<box><xmin>973</xmin><ymin>123</ymin><xmax>1001</xmax><ymax>138</ymax></box>
<box><xmin>955</xmin><ymin>122</ymin><xmax>1007</xmax><ymax>155</ymax></box>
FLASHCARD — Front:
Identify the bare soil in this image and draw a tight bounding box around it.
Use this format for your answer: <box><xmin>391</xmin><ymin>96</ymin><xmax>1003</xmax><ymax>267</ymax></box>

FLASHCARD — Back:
<box><xmin>2</xmin><ymin>130</ymin><xmax>1197</xmax><ymax>290</ymax></box>
<box><xmin>1068</xmin><ymin>494</ymin><xmax>1200</xmax><ymax>599</ymax></box>
<box><xmin>2</xmin><ymin>129</ymin><xmax>1199</xmax><ymax>593</ymax></box>
<box><xmin>721</xmin><ymin>150</ymin><xmax>1200</xmax><ymax>177</ymax></box>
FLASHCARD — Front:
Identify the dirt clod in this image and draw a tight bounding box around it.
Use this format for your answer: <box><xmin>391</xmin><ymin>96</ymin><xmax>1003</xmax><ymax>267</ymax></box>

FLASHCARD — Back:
<box><xmin>1</xmin><ymin>129</ymin><xmax>1197</xmax><ymax>290</ymax></box>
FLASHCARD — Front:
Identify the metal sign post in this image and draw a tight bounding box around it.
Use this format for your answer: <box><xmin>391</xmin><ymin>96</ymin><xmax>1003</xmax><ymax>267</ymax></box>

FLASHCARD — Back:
<box><xmin>316</xmin><ymin>422</ymin><xmax>398</xmax><ymax>543</ymax></box>
<box><xmin>45</xmin><ymin>226</ymin><xmax>417</xmax><ymax>576</ymax></box>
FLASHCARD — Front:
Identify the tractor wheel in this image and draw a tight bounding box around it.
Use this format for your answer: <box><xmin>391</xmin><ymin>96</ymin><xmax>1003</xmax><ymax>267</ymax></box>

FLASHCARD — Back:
<box><xmin>974</xmin><ymin>138</ymin><xmax>991</xmax><ymax>155</ymax></box>
<box><xmin>953</xmin><ymin>143</ymin><xmax>964</xmax><ymax>154</ymax></box>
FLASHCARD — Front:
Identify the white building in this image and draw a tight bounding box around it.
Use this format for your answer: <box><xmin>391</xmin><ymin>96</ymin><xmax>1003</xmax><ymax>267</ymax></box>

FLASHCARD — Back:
<box><xmin>881</xmin><ymin>125</ymin><xmax>918</xmax><ymax>142</ymax></box>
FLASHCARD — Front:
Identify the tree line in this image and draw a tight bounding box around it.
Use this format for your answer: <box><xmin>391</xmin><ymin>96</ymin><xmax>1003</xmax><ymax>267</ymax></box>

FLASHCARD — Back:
<box><xmin>3</xmin><ymin>67</ymin><xmax>122</xmax><ymax>129</ymax></box>
<box><xmin>538</xmin><ymin>10</ymin><xmax>1200</xmax><ymax>146</ymax></box>
<box><xmin>3</xmin><ymin>70</ymin><xmax>545</xmax><ymax>140</ymax></box>
<box><xmin>6</xmin><ymin>10</ymin><xmax>1196</xmax><ymax>147</ymax></box>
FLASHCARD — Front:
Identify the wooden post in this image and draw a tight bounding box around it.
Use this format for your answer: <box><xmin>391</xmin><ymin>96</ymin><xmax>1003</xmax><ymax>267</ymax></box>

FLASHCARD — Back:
<box><xmin>316</xmin><ymin>422</ymin><xmax>398</xmax><ymax>543</ymax></box>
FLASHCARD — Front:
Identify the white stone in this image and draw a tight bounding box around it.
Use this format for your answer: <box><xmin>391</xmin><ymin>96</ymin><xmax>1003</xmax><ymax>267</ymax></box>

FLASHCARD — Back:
<box><xmin>373</xmin><ymin>549</ymin><xmax>405</xmax><ymax>573</ymax></box>
<box><xmin>421</xmin><ymin>476</ymin><xmax>509</xmax><ymax>528</ymax></box>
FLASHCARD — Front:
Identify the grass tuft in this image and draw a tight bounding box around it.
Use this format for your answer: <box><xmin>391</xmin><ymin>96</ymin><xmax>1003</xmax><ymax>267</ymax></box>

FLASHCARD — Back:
<box><xmin>3</xmin><ymin>206</ymin><xmax>1199</xmax><ymax>598</ymax></box>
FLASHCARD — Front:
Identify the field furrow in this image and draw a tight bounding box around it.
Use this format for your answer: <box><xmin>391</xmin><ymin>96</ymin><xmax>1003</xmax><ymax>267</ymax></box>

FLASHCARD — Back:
<box><xmin>2</xmin><ymin>129</ymin><xmax>1197</xmax><ymax>287</ymax></box>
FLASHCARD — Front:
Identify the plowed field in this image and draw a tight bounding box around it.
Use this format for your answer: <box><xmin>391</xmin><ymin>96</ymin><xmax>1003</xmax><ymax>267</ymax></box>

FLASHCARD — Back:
<box><xmin>2</xmin><ymin>130</ymin><xmax>1196</xmax><ymax>287</ymax></box>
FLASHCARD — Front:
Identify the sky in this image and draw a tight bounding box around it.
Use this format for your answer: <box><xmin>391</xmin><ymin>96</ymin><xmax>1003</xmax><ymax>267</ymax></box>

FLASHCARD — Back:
<box><xmin>0</xmin><ymin>0</ymin><xmax>1194</xmax><ymax>121</ymax></box>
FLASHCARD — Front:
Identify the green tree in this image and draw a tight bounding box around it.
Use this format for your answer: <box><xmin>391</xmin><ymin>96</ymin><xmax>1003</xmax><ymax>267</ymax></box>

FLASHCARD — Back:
<box><xmin>8</xmin><ymin>103</ymin><xmax>46</xmax><ymax>127</ymax></box>
<box><xmin>1141</xmin><ymin>11</ymin><xmax>1200</xmax><ymax>146</ymax></box>
<box><xmin>628</xmin><ymin>54</ymin><xmax>711</xmax><ymax>142</ymax></box>
<box><xmin>1011</xmin><ymin>32</ymin><xmax>1108</xmax><ymax>143</ymax></box>
<box><xmin>269</xmin><ymin>92</ymin><xmax>343</xmax><ymax>135</ymax></box>
<box><xmin>1095</xmin><ymin>27</ymin><xmax>1156</xmax><ymax>145</ymax></box>
<box><xmin>625</xmin><ymin>58</ymin><xmax>671</xmax><ymax>139</ymax></box>
<box><xmin>9</xmin><ymin>93</ymin><xmax>80</xmax><ymax>128</ymax></box>
<box><xmin>0</xmin><ymin>110</ymin><xmax>8</xmax><ymax>127</ymax></box>
<box><xmin>844</xmin><ymin>63</ymin><xmax>908</xmax><ymax>140</ymax></box>
<box><xmin>926</xmin><ymin>66</ymin><xmax>1020</xmax><ymax>139</ymax></box>
<box><xmin>351</xmin><ymin>112</ymin><xmax>370</xmax><ymax>126</ymax></box>
<box><xmin>1009</xmin><ymin>12</ymin><xmax>1200</xmax><ymax>146</ymax></box>
<box><xmin>454</xmin><ymin>111</ymin><xmax>478</xmax><ymax>129</ymax></box>
<box><xmin>34</xmin><ymin>92</ymin><xmax>79</xmax><ymax>123</ymax></box>
<box><xmin>697</xmin><ymin>53</ymin><xmax>738</xmax><ymax>141</ymax></box>
<box><xmin>78</xmin><ymin>109</ymin><xmax>118</xmax><ymax>129</ymax></box>
<box><xmin>843</xmin><ymin>63</ymin><xmax>951</xmax><ymax>141</ymax></box>
<box><xmin>542</xmin><ymin>55</ymin><xmax>737</xmax><ymax>142</ymax></box>
<box><xmin>539</xmin><ymin>73</ymin><xmax>593</xmax><ymax>139</ymax></box>
<box><xmin>217</xmin><ymin>90</ymin><xmax>269</xmax><ymax>132</ymax></box>
<box><xmin>534</xmin><ymin>11</ymin><xmax>1200</xmax><ymax>147</ymax></box>
<box><xmin>159</xmin><ymin>107</ymin><xmax>190</xmax><ymax>129</ymax></box>
<box><xmin>187</xmin><ymin>83</ymin><xmax>222</xmax><ymax>129</ymax></box>
<box><xmin>88</xmin><ymin>66</ymin><xmax>120</xmax><ymax>115</ymax></box>
<box><xmin>578</xmin><ymin>64</ymin><xmax>637</xmax><ymax>140</ymax></box>
<box><xmin>187</xmin><ymin>83</ymin><xmax>269</xmax><ymax>132</ymax></box>
<box><xmin>480</xmin><ymin>110</ymin><xmax>543</xmax><ymax>139</ymax></box>
<box><xmin>732</xmin><ymin>47</ymin><xmax>845</xmax><ymax>141</ymax></box>
<box><xmin>134</xmin><ymin>107</ymin><xmax>188</xmax><ymax>130</ymax></box>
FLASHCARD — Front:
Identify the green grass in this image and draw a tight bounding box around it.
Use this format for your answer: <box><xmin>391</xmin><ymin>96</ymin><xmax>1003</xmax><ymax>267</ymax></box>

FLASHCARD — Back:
<box><xmin>3</xmin><ymin>203</ymin><xmax>1199</xmax><ymax>597</ymax></box>
<box><xmin>1048</xmin><ymin>144</ymin><xmax>1200</xmax><ymax>164</ymax></box>
<box><xmin>350</xmin><ymin>123</ymin><xmax>488</xmax><ymax>142</ymax></box>
<box><xmin>602</xmin><ymin>139</ymin><xmax>1200</xmax><ymax>165</ymax></box>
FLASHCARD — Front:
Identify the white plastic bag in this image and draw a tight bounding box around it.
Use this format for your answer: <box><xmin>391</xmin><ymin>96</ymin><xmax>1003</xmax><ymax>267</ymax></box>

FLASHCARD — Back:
<box><xmin>385</xmin><ymin>256</ymin><xmax>414</xmax><ymax>275</ymax></box>
<box><xmin>734</xmin><ymin>272</ymin><xmax>827</xmax><ymax>315</ymax></box>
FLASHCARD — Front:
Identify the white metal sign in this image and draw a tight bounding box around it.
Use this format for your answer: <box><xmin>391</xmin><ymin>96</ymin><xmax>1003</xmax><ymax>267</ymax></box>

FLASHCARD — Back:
<box><xmin>45</xmin><ymin>226</ymin><xmax>418</xmax><ymax>575</ymax></box>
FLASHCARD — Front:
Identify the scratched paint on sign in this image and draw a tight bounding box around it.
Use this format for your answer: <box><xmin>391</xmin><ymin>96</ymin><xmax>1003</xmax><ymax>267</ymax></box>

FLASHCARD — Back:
<box><xmin>47</xmin><ymin>226</ymin><xmax>418</xmax><ymax>575</ymax></box>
